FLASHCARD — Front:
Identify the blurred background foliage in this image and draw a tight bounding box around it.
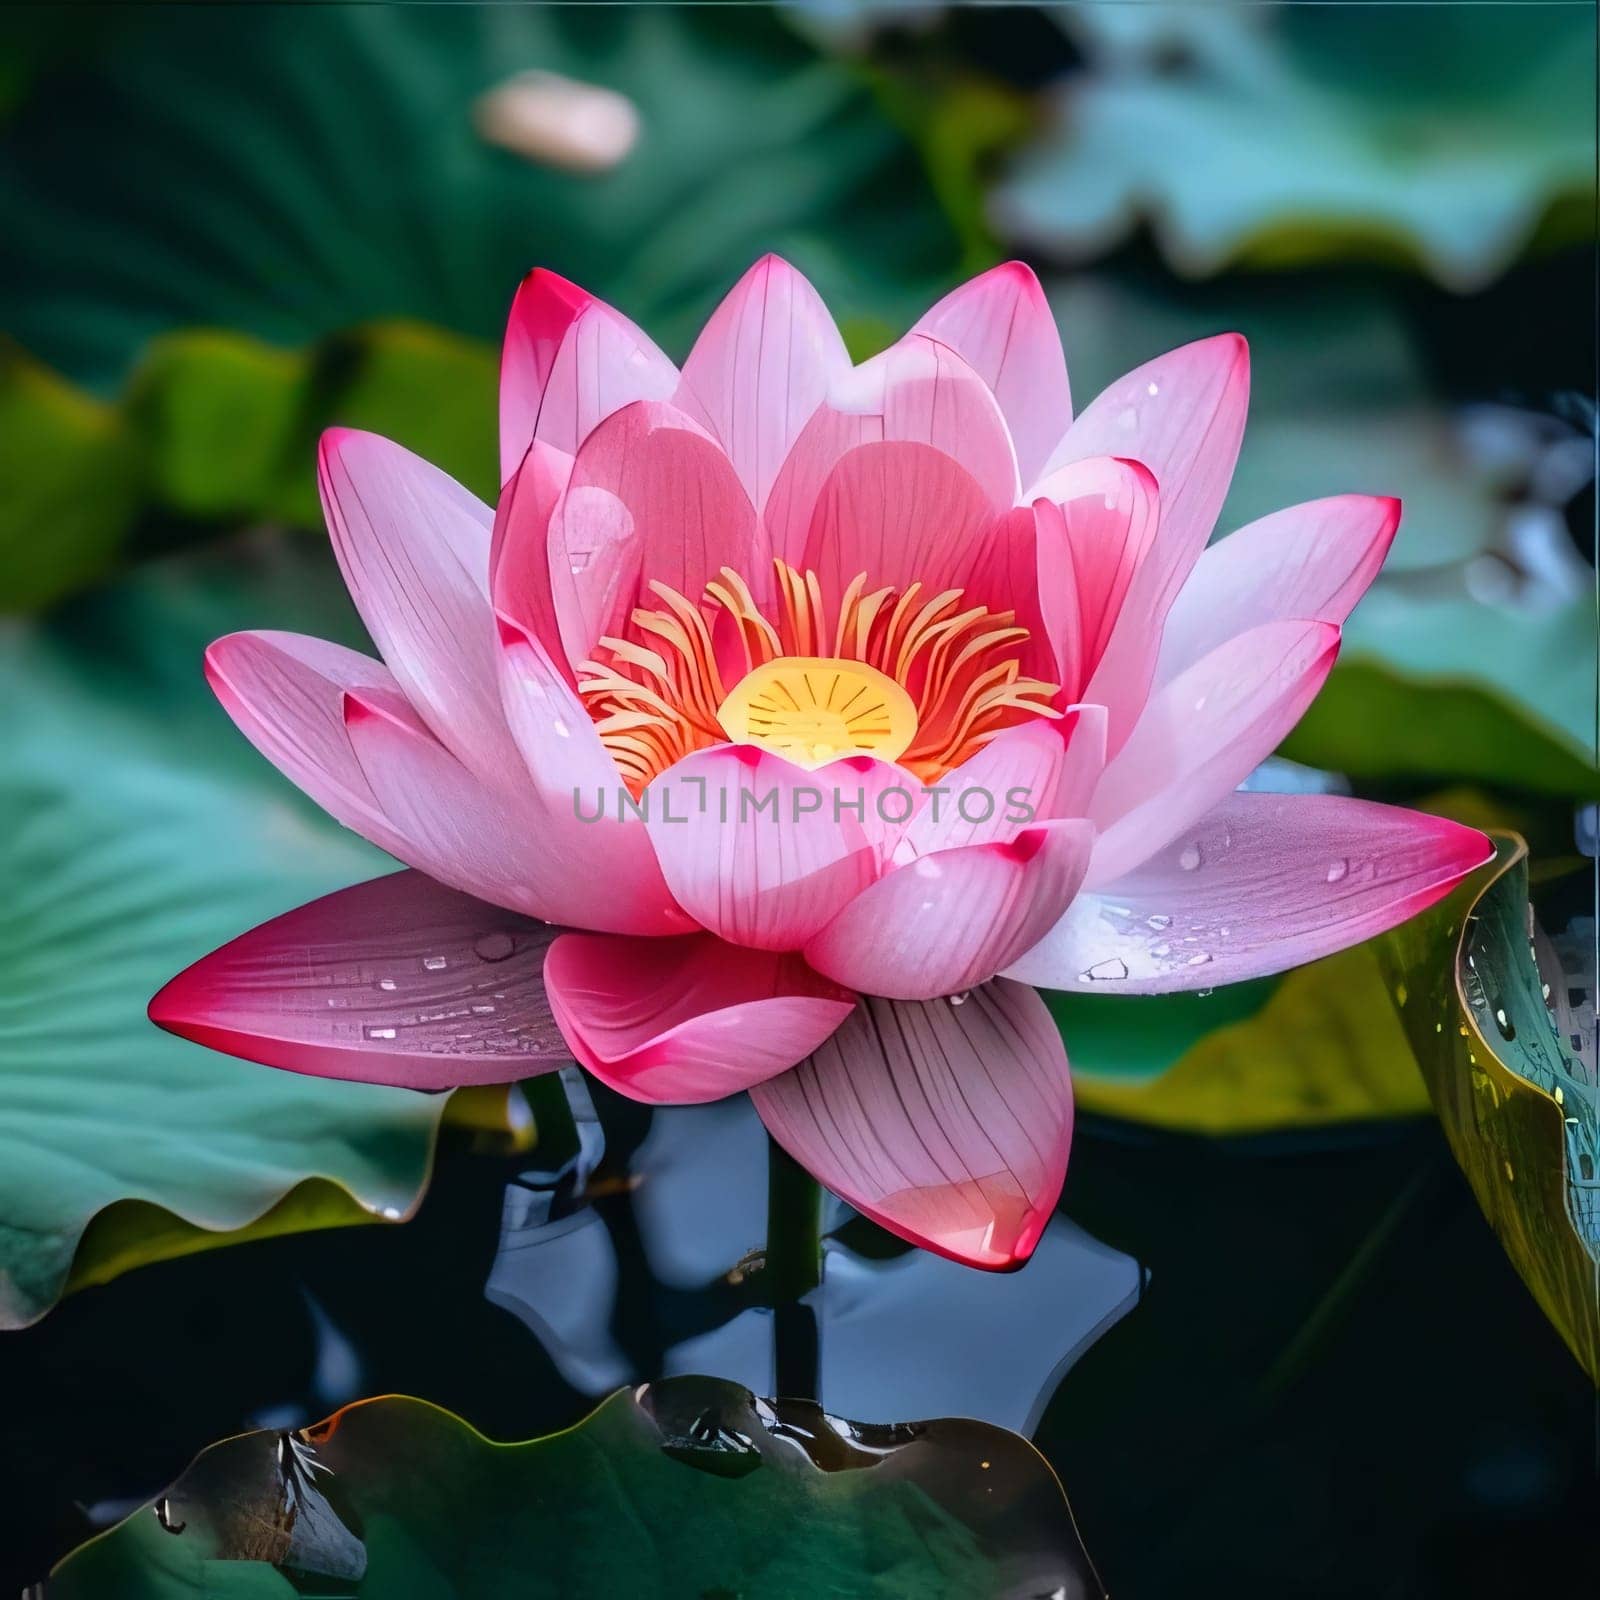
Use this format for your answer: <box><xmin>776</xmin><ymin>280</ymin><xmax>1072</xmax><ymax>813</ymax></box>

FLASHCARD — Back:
<box><xmin>1</xmin><ymin>4</ymin><xmax>1595</xmax><ymax>1596</ymax></box>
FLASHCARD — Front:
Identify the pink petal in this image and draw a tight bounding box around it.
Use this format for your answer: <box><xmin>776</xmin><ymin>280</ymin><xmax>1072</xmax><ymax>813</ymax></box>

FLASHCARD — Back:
<box><xmin>543</xmin><ymin>931</ymin><xmax>856</xmax><ymax>1103</ymax></box>
<box><xmin>498</xmin><ymin>268</ymin><xmax>676</xmax><ymax>481</ymax></box>
<box><xmin>645</xmin><ymin>745</ymin><xmax>881</xmax><ymax>950</ymax></box>
<box><xmin>149</xmin><ymin>871</ymin><xmax>569</xmax><ymax>1090</ymax></box>
<box><xmin>552</xmin><ymin>401</ymin><xmax>764</xmax><ymax>666</ymax></box>
<box><xmin>751</xmin><ymin>981</ymin><xmax>1073</xmax><ymax>1269</ymax></box>
<box><xmin>674</xmin><ymin>254</ymin><xmax>852</xmax><ymax>513</ymax></box>
<box><xmin>490</xmin><ymin>438</ymin><xmax>575</xmax><ymax>680</ymax></box>
<box><xmin>805</xmin><ymin>820</ymin><xmax>1095</xmax><ymax>1000</ymax></box>
<box><xmin>1043</xmin><ymin>457</ymin><xmax>1161</xmax><ymax>678</ymax></box>
<box><xmin>1055</xmin><ymin>703</ymin><xmax>1109</xmax><ymax>819</ymax></box>
<box><xmin>318</xmin><ymin>429</ymin><xmax>523</xmax><ymax>785</ymax></box>
<box><xmin>800</xmin><ymin>441</ymin><xmax>996</xmax><ymax>598</ymax></box>
<box><xmin>1088</xmin><ymin>619</ymin><xmax>1340</xmax><ymax>886</ymax></box>
<box><xmin>342</xmin><ymin>688</ymin><xmax>597</xmax><ymax>925</ymax></box>
<box><xmin>1006</xmin><ymin>793</ymin><xmax>1493</xmax><ymax>993</ymax></box>
<box><xmin>496</xmin><ymin>616</ymin><xmax>690</xmax><ymax>936</ymax></box>
<box><xmin>911</xmin><ymin>260</ymin><xmax>1072</xmax><ymax>490</ymax></box>
<box><xmin>814</xmin><ymin>751</ymin><xmax>928</xmax><ymax>868</ymax></box>
<box><xmin>764</xmin><ymin>334</ymin><xmax>1019</xmax><ymax>565</ymax></box>
<box><xmin>985</xmin><ymin>500</ymin><xmax>1074</xmax><ymax>690</ymax></box>
<box><xmin>1157</xmin><ymin>495</ymin><xmax>1401</xmax><ymax>683</ymax></box>
<box><xmin>899</xmin><ymin>719</ymin><xmax>1071</xmax><ymax>857</ymax></box>
<box><xmin>205</xmin><ymin>630</ymin><xmax>435</xmax><ymax>857</ymax></box>
<box><xmin>1035</xmin><ymin>333</ymin><xmax>1249</xmax><ymax>618</ymax></box>
<box><xmin>1030</xmin><ymin>456</ymin><xmax>1163</xmax><ymax>721</ymax></box>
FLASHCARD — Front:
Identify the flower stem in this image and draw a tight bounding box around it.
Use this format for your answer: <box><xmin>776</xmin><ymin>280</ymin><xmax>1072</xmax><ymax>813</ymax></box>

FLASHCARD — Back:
<box><xmin>765</xmin><ymin>1135</ymin><xmax>822</xmax><ymax>1399</ymax></box>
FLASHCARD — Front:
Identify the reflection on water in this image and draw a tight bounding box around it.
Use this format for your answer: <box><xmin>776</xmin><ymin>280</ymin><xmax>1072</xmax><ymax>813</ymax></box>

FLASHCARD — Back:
<box><xmin>487</xmin><ymin>1080</ymin><xmax>1145</xmax><ymax>1432</ymax></box>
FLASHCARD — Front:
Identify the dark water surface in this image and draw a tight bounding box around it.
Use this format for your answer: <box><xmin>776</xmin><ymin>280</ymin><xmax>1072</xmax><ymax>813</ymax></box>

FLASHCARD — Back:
<box><xmin>2</xmin><ymin>1080</ymin><xmax>1591</xmax><ymax>1596</ymax></box>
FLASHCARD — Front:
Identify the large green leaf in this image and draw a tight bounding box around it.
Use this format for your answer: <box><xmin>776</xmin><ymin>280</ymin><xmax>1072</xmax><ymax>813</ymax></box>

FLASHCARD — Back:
<box><xmin>0</xmin><ymin>4</ymin><xmax>958</xmax><ymax>392</ymax></box>
<box><xmin>0</xmin><ymin>3</ymin><xmax>961</xmax><ymax>608</ymax></box>
<box><xmin>1056</xmin><ymin>944</ymin><xmax>1430</xmax><ymax>1135</ymax></box>
<box><xmin>0</xmin><ymin>540</ymin><xmax>447</xmax><ymax>1329</ymax></box>
<box><xmin>1000</xmin><ymin>4</ymin><xmax>1595</xmax><ymax>291</ymax></box>
<box><xmin>1051</xmin><ymin>274</ymin><xmax>1597</xmax><ymax>795</ymax></box>
<box><xmin>1376</xmin><ymin>839</ymin><xmax>1599</xmax><ymax>1383</ymax></box>
<box><xmin>49</xmin><ymin>1377</ymin><xmax>1104</xmax><ymax>1597</ymax></box>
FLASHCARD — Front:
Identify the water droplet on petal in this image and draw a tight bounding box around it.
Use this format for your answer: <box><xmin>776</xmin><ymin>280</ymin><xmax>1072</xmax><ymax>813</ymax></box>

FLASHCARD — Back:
<box><xmin>1146</xmin><ymin>380</ymin><xmax>1160</xmax><ymax>397</ymax></box>
<box><xmin>377</xmin><ymin>977</ymin><xmax>397</xmax><ymax>992</ymax></box>
<box><xmin>1185</xmin><ymin>951</ymin><xmax>1212</xmax><ymax>967</ymax></box>
<box><xmin>473</xmin><ymin>931</ymin><xmax>517</xmax><ymax>962</ymax></box>
<box><xmin>1117</xmin><ymin>405</ymin><xmax>1139</xmax><ymax>431</ymax></box>
<box><xmin>1081</xmin><ymin>957</ymin><xmax>1130</xmax><ymax>982</ymax></box>
<box><xmin>365</xmin><ymin>1026</ymin><xmax>397</xmax><ymax>1041</ymax></box>
<box><xmin>1325</xmin><ymin>859</ymin><xmax>1349</xmax><ymax>883</ymax></box>
<box><xmin>1178</xmin><ymin>844</ymin><xmax>1202</xmax><ymax>871</ymax></box>
<box><xmin>1146</xmin><ymin>913</ymin><xmax>1172</xmax><ymax>930</ymax></box>
<box><xmin>949</xmin><ymin>992</ymin><xmax>968</xmax><ymax>1006</ymax></box>
<box><xmin>423</xmin><ymin>955</ymin><xmax>448</xmax><ymax>971</ymax></box>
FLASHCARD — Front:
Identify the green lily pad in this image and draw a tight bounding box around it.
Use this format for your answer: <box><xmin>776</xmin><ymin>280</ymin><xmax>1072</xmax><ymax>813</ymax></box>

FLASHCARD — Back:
<box><xmin>1376</xmin><ymin>838</ymin><xmax>1599</xmax><ymax>1384</ymax></box>
<box><xmin>0</xmin><ymin>541</ymin><xmax>448</xmax><ymax>1329</ymax></box>
<box><xmin>999</xmin><ymin>4</ymin><xmax>1595</xmax><ymax>291</ymax></box>
<box><xmin>49</xmin><ymin>1377</ymin><xmax>1104</xmax><ymax>1597</ymax></box>
<box><xmin>1051</xmin><ymin>274</ymin><xmax>1597</xmax><ymax>796</ymax></box>
<box><xmin>1057</xmin><ymin>943</ymin><xmax>1430</xmax><ymax>1135</ymax></box>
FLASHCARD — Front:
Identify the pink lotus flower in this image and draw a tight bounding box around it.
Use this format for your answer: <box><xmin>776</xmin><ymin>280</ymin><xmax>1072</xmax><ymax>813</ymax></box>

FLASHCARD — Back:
<box><xmin>150</xmin><ymin>258</ymin><xmax>1491</xmax><ymax>1269</ymax></box>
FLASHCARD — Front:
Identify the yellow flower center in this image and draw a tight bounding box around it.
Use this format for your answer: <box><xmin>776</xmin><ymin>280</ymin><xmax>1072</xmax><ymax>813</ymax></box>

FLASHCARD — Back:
<box><xmin>576</xmin><ymin>558</ymin><xmax>1059</xmax><ymax>795</ymax></box>
<box><xmin>715</xmin><ymin>655</ymin><xmax>918</xmax><ymax>769</ymax></box>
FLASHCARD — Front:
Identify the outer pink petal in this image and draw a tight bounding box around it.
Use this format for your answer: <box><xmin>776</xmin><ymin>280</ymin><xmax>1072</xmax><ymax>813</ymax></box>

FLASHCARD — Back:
<box><xmin>911</xmin><ymin>260</ymin><xmax>1072</xmax><ymax>490</ymax></box>
<box><xmin>543</xmin><ymin>931</ymin><xmax>856</xmax><ymax>1103</ymax></box>
<box><xmin>149</xmin><ymin>871</ymin><xmax>569</xmax><ymax>1089</ymax></box>
<box><xmin>800</xmin><ymin>440</ymin><xmax>996</xmax><ymax>598</ymax></box>
<box><xmin>645</xmin><ymin>745</ymin><xmax>880</xmax><ymax>950</ymax></box>
<box><xmin>751</xmin><ymin>981</ymin><xmax>1073</xmax><ymax>1269</ymax></box>
<box><xmin>490</xmin><ymin>439</ymin><xmax>575</xmax><ymax>679</ymax></box>
<box><xmin>1157</xmin><ymin>494</ymin><xmax>1401</xmax><ymax>683</ymax></box>
<box><xmin>805</xmin><ymin>820</ymin><xmax>1095</xmax><ymax>1000</ymax></box>
<box><xmin>496</xmin><ymin>616</ymin><xmax>689</xmax><ymax>936</ymax></box>
<box><xmin>1006</xmin><ymin>793</ymin><xmax>1493</xmax><ymax>993</ymax></box>
<box><xmin>1035</xmin><ymin>333</ymin><xmax>1249</xmax><ymax>618</ymax></box>
<box><xmin>674</xmin><ymin>254</ymin><xmax>852</xmax><ymax>513</ymax></box>
<box><xmin>342</xmin><ymin>689</ymin><xmax>599</xmax><ymax>925</ymax></box>
<box><xmin>1088</xmin><ymin>619</ymin><xmax>1340</xmax><ymax>886</ymax></box>
<box><xmin>551</xmin><ymin>401</ymin><xmax>764</xmax><ymax>666</ymax></box>
<box><xmin>498</xmin><ymin>267</ymin><xmax>677</xmax><ymax>482</ymax></box>
<box><xmin>318</xmin><ymin>429</ymin><xmax>523</xmax><ymax>785</ymax></box>
<box><xmin>205</xmin><ymin>630</ymin><xmax>409</xmax><ymax>848</ymax></box>
<box><xmin>765</xmin><ymin>334</ymin><xmax>1019</xmax><ymax>564</ymax></box>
